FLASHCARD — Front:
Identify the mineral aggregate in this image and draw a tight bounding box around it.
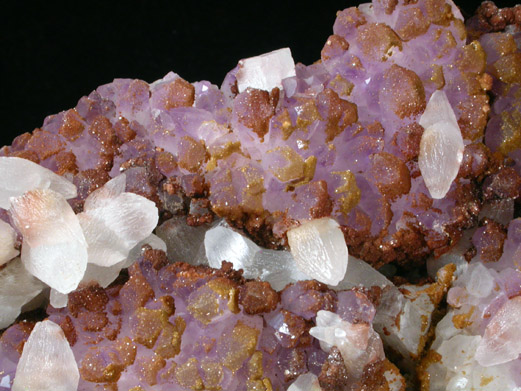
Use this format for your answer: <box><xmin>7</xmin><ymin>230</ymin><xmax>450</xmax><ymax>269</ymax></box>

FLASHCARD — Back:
<box><xmin>1</xmin><ymin>0</ymin><xmax>521</xmax><ymax>390</ymax></box>
<box><xmin>0</xmin><ymin>248</ymin><xmax>405</xmax><ymax>391</ymax></box>
<box><xmin>0</xmin><ymin>0</ymin><xmax>513</xmax><ymax>270</ymax></box>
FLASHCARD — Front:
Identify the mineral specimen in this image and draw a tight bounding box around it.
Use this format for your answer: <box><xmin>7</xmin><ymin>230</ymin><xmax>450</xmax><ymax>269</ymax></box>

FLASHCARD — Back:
<box><xmin>0</xmin><ymin>249</ymin><xmax>405</xmax><ymax>391</ymax></box>
<box><xmin>1</xmin><ymin>0</ymin><xmax>521</xmax><ymax>390</ymax></box>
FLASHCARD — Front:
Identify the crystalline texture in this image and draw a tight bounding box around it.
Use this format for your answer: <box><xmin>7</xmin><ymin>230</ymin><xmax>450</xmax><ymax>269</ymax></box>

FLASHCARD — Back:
<box><xmin>77</xmin><ymin>174</ymin><xmax>159</xmax><ymax>267</ymax></box>
<box><xmin>418</xmin><ymin>90</ymin><xmax>464</xmax><ymax>199</ymax></box>
<box><xmin>287</xmin><ymin>218</ymin><xmax>348</xmax><ymax>286</ymax></box>
<box><xmin>9</xmin><ymin>189</ymin><xmax>88</xmax><ymax>294</ymax></box>
<box><xmin>476</xmin><ymin>296</ymin><xmax>521</xmax><ymax>367</ymax></box>
<box><xmin>0</xmin><ymin>157</ymin><xmax>77</xmax><ymax>209</ymax></box>
<box><xmin>0</xmin><ymin>258</ymin><xmax>45</xmax><ymax>329</ymax></box>
<box><xmin>310</xmin><ymin>310</ymin><xmax>384</xmax><ymax>377</ymax></box>
<box><xmin>0</xmin><ymin>220</ymin><xmax>19</xmax><ymax>266</ymax></box>
<box><xmin>287</xmin><ymin>373</ymin><xmax>322</xmax><ymax>391</ymax></box>
<box><xmin>236</xmin><ymin>48</ymin><xmax>296</xmax><ymax>93</ymax></box>
<box><xmin>12</xmin><ymin>320</ymin><xmax>79</xmax><ymax>391</ymax></box>
<box><xmin>204</xmin><ymin>222</ymin><xmax>309</xmax><ymax>290</ymax></box>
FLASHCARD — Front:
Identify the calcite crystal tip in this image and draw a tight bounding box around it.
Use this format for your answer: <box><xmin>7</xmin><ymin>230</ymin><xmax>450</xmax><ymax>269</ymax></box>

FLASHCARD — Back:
<box><xmin>1</xmin><ymin>0</ymin><xmax>521</xmax><ymax>390</ymax></box>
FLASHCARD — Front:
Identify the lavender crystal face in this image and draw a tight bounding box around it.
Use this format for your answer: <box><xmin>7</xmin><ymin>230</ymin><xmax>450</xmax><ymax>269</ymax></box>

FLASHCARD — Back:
<box><xmin>0</xmin><ymin>249</ymin><xmax>403</xmax><ymax>391</ymax></box>
<box><xmin>0</xmin><ymin>0</ymin><xmax>508</xmax><ymax>271</ymax></box>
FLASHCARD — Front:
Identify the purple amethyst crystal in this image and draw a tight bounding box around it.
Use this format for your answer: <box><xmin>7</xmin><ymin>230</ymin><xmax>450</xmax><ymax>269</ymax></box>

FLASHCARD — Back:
<box><xmin>0</xmin><ymin>249</ymin><xmax>403</xmax><ymax>390</ymax></box>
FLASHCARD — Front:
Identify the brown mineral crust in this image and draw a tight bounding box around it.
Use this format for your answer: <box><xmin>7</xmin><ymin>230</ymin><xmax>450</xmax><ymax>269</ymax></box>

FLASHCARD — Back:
<box><xmin>284</xmin><ymin>280</ymin><xmax>337</xmax><ymax>315</ymax></box>
<box><xmin>89</xmin><ymin>115</ymin><xmax>120</xmax><ymax>155</ymax></box>
<box><xmin>483</xmin><ymin>166</ymin><xmax>521</xmax><ymax>200</ymax></box>
<box><xmin>10</xmin><ymin>132</ymin><xmax>33</xmax><ymax>152</ymax></box>
<box><xmin>187</xmin><ymin>198</ymin><xmax>214</xmax><ymax>226</ymax></box>
<box><xmin>55</xmin><ymin>151</ymin><xmax>78</xmax><ymax>175</ymax></box>
<box><xmin>381</xmin><ymin>65</ymin><xmax>426</xmax><ymax>119</ymax></box>
<box><xmin>238</xmin><ymin>281</ymin><xmax>280</xmax><ymax>315</ymax></box>
<box><xmin>142</xmin><ymin>247</ymin><xmax>169</xmax><ymax>271</ymax></box>
<box><xmin>67</xmin><ymin>285</ymin><xmax>109</xmax><ymax>317</ymax></box>
<box><xmin>235</xmin><ymin>87</ymin><xmax>276</xmax><ymax>139</ymax></box>
<box><xmin>59</xmin><ymin>109</ymin><xmax>85</xmax><ymax>142</ymax></box>
<box><xmin>391</xmin><ymin>122</ymin><xmax>424</xmax><ymax>161</ymax></box>
<box><xmin>321</xmin><ymin>35</ymin><xmax>350</xmax><ymax>62</ymax></box>
<box><xmin>180</xmin><ymin>173</ymin><xmax>208</xmax><ymax>198</ymax></box>
<box><xmin>77</xmin><ymin>311</ymin><xmax>109</xmax><ymax>332</ymax></box>
<box><xmin>71</xmin><ymin>168</ymin><xmax>111</xmax><ymax>212</ymax></box>
<box><xmin>394</xmin><ymin>7</ymin><xmax>431</xmax><ymax>41</ymax></box>
<box><xmin>8</xmin><ymin>149</ymin><xmax>40</xmax><ymax>163</ymax></box>
<box><xmin>157</xmin><ymin>77</ymin><xmax>195</xmax><ymax>110</ymax></box>
<box><xmin>473</xmin><ymin>1</ymin><xmax>521</xmax><ymax>33</ymax></box>
<box><xmin>369</xmin><ymin>152</ymin><xmax>411</xmax><ymax>201</ymax></box>
<box><xmin>119</xmin><ymin>262</ymin><xmax>156</xmax><ymax>313</ymax></box>
<box><xmin>318</xmin><ymin>346</ymin><xmax>351</xmax><ymax>390</ymax></box>
<box><xmin>25</xmin><ymin>129</ymin><xmax>65</xmax><ymax>160</ymax></box>
<box><xmin>0</xmin><ymin>321</ymin><xmax>35</xmax><ymax>357</ymax></box>
<box><xmin>316</xmin><ymin>88</ymin><xmax>358</xmax><ymax>142</ymax></box>
<box><xmin>291</xmin><ymin>180</ymin><xmax>333</xmax><ymax>219</ymax></box>
<box><xmin>425</xmin><ymin>0</ymin><xmax>456</xmax><ymax>26</ymax></box>
<box><xmin>279</xmin><ymin>310</ymin><xmax>313</xmax><ymax>348</ymax></box>
<box><xmin>457</xmin><ymin>142</ymin><xmax>491</xmax><ymax>180</ymax></box>
<box><xmin>352</xmin><ymin>359</ymin><xmax>388</xmax><ymax>391</ymax></box>
<box><xmin>356</xmin><ymin>23</ymin><xmax>402</xmax><ymax>62</ymax></box>
<box><xmin>58</xmin><ymin>315</ymin><xmax>78</xmax><ymax>346</ymax></box>
<box><xmin>476</xmin><ymin>219</ymin><xmax>507</xmax><ymax>263</ymax></box>
<box><xmin>113</xmin><ymin>117</ymin><xmax>137</xmax><ymax>144</ymax></box>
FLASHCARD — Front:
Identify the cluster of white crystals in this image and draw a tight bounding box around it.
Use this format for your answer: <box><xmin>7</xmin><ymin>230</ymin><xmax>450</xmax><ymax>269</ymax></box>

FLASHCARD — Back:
<box><xmin>310</xmin><ymin>310</ymin><xmax>385</xmax><ymax>377</ymax></box>
<box><xmin>418</xmin><ymin>90</ymin><xmax>465</xmax><ymax>199</ymax></box>
<box><xmin>236</xmin><ymin>47</ymin><xmax>296</xmax><ymax>93</ymax></box>
<box><xmin>0</xmin><ymin>157</ymin><xmax>159</xmax><ymax>322</ymax></box>
<box><xmin>12</xmin><ymin>320</ymin><xmax>79</xmax><ymax>391</ymax></box>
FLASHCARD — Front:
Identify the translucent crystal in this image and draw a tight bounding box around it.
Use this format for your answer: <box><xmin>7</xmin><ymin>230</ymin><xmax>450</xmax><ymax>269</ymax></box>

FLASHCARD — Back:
<box><xmin>156</xmin><ymin>215</ymin><xmax>212</xmax><ymax>264</ymax></box>
<box><xmin>10</xmin><ymin>189</ymin><xmax>88</xmax><ymax>294</ymax></box>
<box><xmin>0</xmin><ymin>220</ymin><xmax>19</xmax><ymax>266</ymax></box>
<box><xmin>204</xmin><ymin>222</ymin><xmax>310</xmax><ymax>290</ymax></box>
<box><xmin>49</xmin><ymin>289</ymin><xmax>68</xmax><ymax>309</ymax></box>
<box><xmin>0</xmin><ymin>257</ymin><xmax>45</xmax><ymax>329</ymax></box>
<box><xmin>12</xmin><ymin>320</ymin><xmax>79</xmax><ymax>391</ymax></box>
<box><xmin>418</xmin><ymin>90</ymin><xmax>464</xmax><ymax>199</ymax></box>
<box><xmin>236</xmin><ymin>48</ymin><xmax>296</xmax><ymax>93</ymax></box>
<box><xmin>310</xmin><ymin>310</ymin><xmax>384</xmax><ymax>377</ymax></box>
<box><xmin>287</xmin><ymin>218</ymin><xmax>348</xmax><ymax>286</ymax></box>
<box><xmin>0</xmin><ymin>157</ymin><xmax>77</xmax><ymax>209</ymax></box>
<box><xmin>81</xmin><ymin>233</ymin><xmax>166</xmax><ymax>288</ymax></box>
<box><xmin>287</xmin><ymin>373</ymin><xmax>322</xmax><ymax>391</ymax></box>
<box><xmin>334</xmin><ymin>255</ymin><xmax>394</xmax><ymax>290</ymax></box>
<box><xmin>476</xmin><ymin>296</ymin><xmax>521</xmax><ymax>367</ymax></box>
<box><xmin>78</xmin><ymin>174</ymin><xmax>159</xmax><ymax>267</ymax></box>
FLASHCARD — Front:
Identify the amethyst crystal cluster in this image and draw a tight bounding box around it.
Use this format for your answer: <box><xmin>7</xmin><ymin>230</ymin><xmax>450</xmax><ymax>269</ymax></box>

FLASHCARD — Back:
<box><xmin>1</xmin><ymin>0</ymin><xmax>521</xmax><ymax>390</ymax></box>
<box><xmin>0</xmin><ymin>248</ymin><xmax>402</xmax><ymax>391</ymax></box>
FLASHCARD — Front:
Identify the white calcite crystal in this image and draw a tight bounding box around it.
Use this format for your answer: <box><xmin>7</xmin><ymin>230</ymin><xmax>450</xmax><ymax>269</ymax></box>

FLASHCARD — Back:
<box><xmin>0</xmin><ymin>257</ymin><xmax>45</xmax><ymax>329</ymax></box>
<box><xmin>77</xmin><ymin>174</ymin><xmax>159</xmax><ymax>268</ymax></box>
<box><xmin>287</xmin><ymin>218</ymin><xmax>348</xmax><ymax>286</ymax></box>
<box><xmin>287</xmin><ymin>373</ymin><xmax>322</xmax><ymax>391</ymax></box>
<box><xmin>0</xmin><ymin>219</ymin><xmax>19</xmax><ymax>266</ymax></box>
<box><xmin>475</xmin><ymin>296</ymin><xmax>521</xmax><ymax>367</ymax></box>
<box><xmin>334</xmin><ymin>255</ymin><xmax>395</xmax><ymax>290</ymax></box>
<box><xmin>310</xmin><ymin>310</ymin><xmax>384</xmax><ymax>377</ymax></box>
<box><xmin>81</xmin><ymin>233</ymin><xmax>166</xmax><ymax>288</ymax></box>
<box><xmin>418</xmin><ymin>90</ymin><xmax>464</xmax><ymax>199</ymax></box>
<box><xmin>9</xmin><ymin>188</ymin><xmax>88</xmax><ymax>294</ymax></box>
<box><xmin>236</xmin><ymin>48</ymin><xmax>296</xmax><ymax>93</ymax></box>
<box><xmin>205</xmin><ymin>221</ymin><xmax>309</xmax><ymax>290</ymax></box>
<box><xmin>49</xmin><ymin>288</ymin><xmax>69</xmax><ymax>309</ymax></box>
<box><xmin>0</xmin><ymin>156</ymin><xmax>77</xmax><ymax>209</ymax></box>
<box><xmin>12</xmin><ymin>320</ymin><xmax>79</xmax><ymax>391</ymax></box>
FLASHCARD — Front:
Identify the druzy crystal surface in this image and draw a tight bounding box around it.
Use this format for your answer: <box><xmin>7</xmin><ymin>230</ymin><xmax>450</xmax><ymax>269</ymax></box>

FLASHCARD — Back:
<box><xmin>1</xmin><ymin>0</ymin><xmax>521</xmax><ymax>390</ymax></box>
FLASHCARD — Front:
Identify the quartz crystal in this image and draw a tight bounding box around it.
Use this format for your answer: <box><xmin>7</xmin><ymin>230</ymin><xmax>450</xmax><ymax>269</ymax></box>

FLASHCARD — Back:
<box><xmin>287</xmin><ymin>373</ymin><xmax>322</xmax><ymax>391</ymax></box>
<box><xmin>12</xmin><ymin>320</ymin><xmax>79</xmax><ymax>391</ymax></box>
<box><xmin>0</xmin><ymin>250</ymin><xmax>404</xmax><ymax>390</ymax></box>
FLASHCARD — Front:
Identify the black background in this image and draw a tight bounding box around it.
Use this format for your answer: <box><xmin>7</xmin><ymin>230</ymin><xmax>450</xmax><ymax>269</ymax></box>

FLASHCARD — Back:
<box><xmin>1</xmin><ymin>0</ymin><xmax>518</xmax><ymax>147</ymax></box>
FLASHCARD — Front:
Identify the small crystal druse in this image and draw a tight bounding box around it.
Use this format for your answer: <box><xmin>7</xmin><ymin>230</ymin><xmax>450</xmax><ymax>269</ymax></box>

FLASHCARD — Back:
<box><xmin>1</xmin><ymin>0</ymin><xmax>521</xmax><ymax>390</ymax></box>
